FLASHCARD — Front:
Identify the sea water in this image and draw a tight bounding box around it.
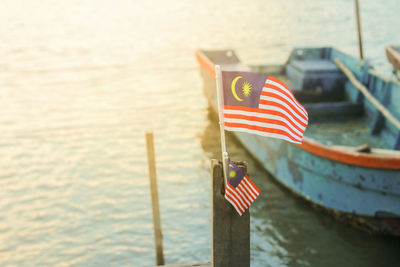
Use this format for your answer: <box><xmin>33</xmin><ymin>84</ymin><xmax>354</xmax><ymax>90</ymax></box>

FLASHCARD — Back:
<box><xmin>0</xmin><ymin>0</ymin><xmax>399</xmax><ymax>266</ymax></box>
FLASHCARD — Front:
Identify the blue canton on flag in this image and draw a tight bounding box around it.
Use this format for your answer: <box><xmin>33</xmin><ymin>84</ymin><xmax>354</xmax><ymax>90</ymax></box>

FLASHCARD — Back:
<box><xmin>224</xmin><ymin>159</ymin><xmax>260</xmax><ymax>216</ymax></box>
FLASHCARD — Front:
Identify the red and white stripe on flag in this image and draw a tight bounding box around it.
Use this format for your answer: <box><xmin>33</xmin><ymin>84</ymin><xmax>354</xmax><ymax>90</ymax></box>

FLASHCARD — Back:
<box><xmin>224</xmin><ymin>174</ymin><xmax>260</xmax><ymax>216</ymax></box>
<box><xmin>224</xmin><ymin>76</ymin><xmax>308</xmax><ymax>144</ymax></box>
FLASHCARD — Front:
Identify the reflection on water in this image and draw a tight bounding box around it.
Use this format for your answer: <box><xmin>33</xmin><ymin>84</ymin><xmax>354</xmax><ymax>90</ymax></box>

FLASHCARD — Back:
<box><xmin>1</xmin><ymin>0</ymin><xmax>399</xmax><ymax>266</ymax></box>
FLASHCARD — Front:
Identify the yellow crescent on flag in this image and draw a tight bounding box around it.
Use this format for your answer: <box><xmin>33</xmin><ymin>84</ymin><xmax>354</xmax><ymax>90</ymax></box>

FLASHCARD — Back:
<box><xmin>231</xmin><ymin>76</ymin><xmax>243</xmax><ymax>101</ymax></box>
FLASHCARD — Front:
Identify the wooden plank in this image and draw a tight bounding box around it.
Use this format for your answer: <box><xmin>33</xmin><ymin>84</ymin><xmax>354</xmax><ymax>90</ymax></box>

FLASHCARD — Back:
<box><xmin>146</xmin><ymin>132</ymin><xmax>165</xmax><ymax>266</ymax></box>
<box><xmin>334</xmin><ymin>58</ymin><xmax>400</xmax><ymax>132</ymax></box>
<box><xmin>211</xmin><ymin>159</ymin><xmax>249</xmax><ymax>267</ymax></box>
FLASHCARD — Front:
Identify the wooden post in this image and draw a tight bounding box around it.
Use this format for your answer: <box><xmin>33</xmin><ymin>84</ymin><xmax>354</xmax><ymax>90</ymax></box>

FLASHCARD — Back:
<box><xmin>210</xmin><ymin>159</ymin><xmax>249</xmax><ymax>267</ymax></box>
<box><xmin>145</xmin><ymin>132</ymin><xmax>165</xmax><ymax>266</ymax></box>
<box><xmin>355</xmin><ymin>0</ymin><xmax>364</xmax><ymax>60</ymax></box>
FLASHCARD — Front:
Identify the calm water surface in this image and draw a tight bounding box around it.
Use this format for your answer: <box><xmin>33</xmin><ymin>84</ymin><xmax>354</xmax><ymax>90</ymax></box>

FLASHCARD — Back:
<box><xmin>1</xmin><ymin>0</ymin><xmax>399</xmax><ymax>266</ymax></box>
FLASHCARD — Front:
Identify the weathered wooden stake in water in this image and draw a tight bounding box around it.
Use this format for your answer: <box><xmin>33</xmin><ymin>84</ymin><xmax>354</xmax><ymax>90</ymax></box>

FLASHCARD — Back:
<box><xmin>211</xmin><ymin>159</ymin><xmax>249</xmax><ymax>267</ymax></box>
<box><xmin>145</xmin><ymin>132</ymin><xmax>165</xmax><ymax>266</ymax></box>
<box><xmin>157</xmin><ymin>160</ymin><xmax>249</xmax><ymax>267</ymax></box>
<box><xmin>354</xmin><ymin>0</ymin><xmax>364</xmax><ymax>60</ymax></box>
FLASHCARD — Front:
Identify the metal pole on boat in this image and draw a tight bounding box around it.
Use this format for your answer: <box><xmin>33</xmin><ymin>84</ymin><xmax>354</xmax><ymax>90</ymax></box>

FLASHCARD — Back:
<box><xmin>354</xmin><ymin>0</ymin><xmax>364</xmax><ymax>60</ymax></box>
<box><xmin>215</xmin><ymin>65</ymin><xmax>229</xmax><ymax>188</ymax></box>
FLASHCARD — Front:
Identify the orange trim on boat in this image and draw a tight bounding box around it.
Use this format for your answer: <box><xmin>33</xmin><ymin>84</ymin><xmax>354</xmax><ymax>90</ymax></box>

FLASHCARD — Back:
<box><xmin>297</xmin><ymin>138</ymin><xmax>400</xmax><ymax>170</ymax></box>
<box><xmin>195</xmin><ymin>50</ymin><xmax>216</xmax><ymax>80</ymax></box>
<box><xmin>195</xmin><ymin>49</ymin><xmax>400</xmax><ymax>170</ymax></box>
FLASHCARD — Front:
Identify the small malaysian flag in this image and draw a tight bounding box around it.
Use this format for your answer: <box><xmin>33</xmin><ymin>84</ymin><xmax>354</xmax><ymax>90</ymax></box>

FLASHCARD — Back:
<box><xmin>222</xmin><ymin>71</ymin><xmax>308</xmax><ymax>144</ymax></box>
<box><xmin>224</xmin><ymin>159</ymin><xmax>260</xmax><ymax>216</ymax></box>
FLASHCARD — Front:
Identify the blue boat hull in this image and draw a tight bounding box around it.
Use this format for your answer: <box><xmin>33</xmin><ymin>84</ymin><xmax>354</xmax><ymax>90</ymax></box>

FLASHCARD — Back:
<box><xmin>236</xmin><ymin>132</ymin><xmax>400</xmax><ymax>216</ymax></box>
<box><xmin>197</xmin><ymin>47</ymin><xmax>400</xmax><ymax>235</ymax></box>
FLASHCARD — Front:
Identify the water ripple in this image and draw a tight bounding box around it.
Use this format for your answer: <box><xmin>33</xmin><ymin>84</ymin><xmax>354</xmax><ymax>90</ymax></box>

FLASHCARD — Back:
<box><xmin>1</xmin><ymin>0</ymin><xmax>400</xmax><ymax>266</ymax></box>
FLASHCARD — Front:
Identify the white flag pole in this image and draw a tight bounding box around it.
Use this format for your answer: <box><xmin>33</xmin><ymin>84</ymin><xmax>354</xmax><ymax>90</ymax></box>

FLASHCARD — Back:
<box><xmin>215</xmin><ymin>65</ymin><xmax>228</xmax><ymax>188</ymax></box>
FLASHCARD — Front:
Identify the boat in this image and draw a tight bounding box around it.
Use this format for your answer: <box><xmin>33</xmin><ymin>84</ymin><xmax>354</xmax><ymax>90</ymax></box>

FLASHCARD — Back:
<box><xmin>385</xmin><ymin>45</ymin><xmax>400</xmax><ymax>72</ymax></box>
<box><xmin>196</xmin><ymin>47</ymin><xmax>400</xmax><ymax>235</ymax></box>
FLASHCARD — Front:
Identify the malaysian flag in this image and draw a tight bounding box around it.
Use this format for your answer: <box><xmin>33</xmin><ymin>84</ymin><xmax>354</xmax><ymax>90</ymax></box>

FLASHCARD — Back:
<box><xmin>224</xmin><ymin>159</ymin><xmax>260</xmax><ymax>216</ymax></box>
<box><xmin>222</xmin><ymin>71</ymin><xmax>308</xmax><ymax>144</ymax></box>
